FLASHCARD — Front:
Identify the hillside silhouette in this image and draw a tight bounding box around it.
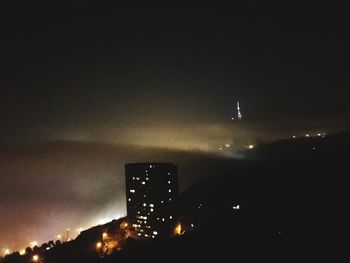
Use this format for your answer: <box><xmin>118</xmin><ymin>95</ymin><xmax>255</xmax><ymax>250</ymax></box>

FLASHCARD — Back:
<box><xmin>2</xmin><ymin>132</ymin><xmax>348</xmax><ymax>262</ymax></box>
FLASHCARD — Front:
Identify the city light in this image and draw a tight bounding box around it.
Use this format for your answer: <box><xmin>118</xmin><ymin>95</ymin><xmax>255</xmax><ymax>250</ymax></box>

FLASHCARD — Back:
<box><xmin>102</xmin><ymin>232</ymin><xmax>108</xmax><ymax>239</ymax></box>
<box><xmin>4</xmin><ymin>249</ymin><xmax>10</xmax><ymax>255</ymax></box>
<box><xmin>174</xmin><ymin>223</ymin><xmax>182</xmax><ymax>235</ymax></box>
<box><xmin>32</xmin><ymin>254</ymin><xmax>39</xmax><ymax>262</ymax></box>
<box><xmin>20</xmin><ymin>249</ymin><xmax>25</xmax><ymax>255</ymax></box>
<box><xmin>248</xmin><ymin>144</ymin><xmax>254</xmax><ymax>149</ymax></box>
<box><xmin>96</xmin><ymin>242</ymin><xmax>102</xmax><ymax>249</ymax></box>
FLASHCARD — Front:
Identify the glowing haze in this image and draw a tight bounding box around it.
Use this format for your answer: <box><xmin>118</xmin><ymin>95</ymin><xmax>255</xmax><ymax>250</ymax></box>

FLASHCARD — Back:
<box><xmin>1</xmin><ymin>4</ymin><xmax>349</xmax><ymax>253</ymax></box>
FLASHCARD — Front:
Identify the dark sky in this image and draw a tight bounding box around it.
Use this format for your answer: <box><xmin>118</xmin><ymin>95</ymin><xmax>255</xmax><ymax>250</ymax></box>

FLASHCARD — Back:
<box><xmin>0</xmin><ymin>3</ymin><xmax>349</xmax><ymax>252</ymax></box>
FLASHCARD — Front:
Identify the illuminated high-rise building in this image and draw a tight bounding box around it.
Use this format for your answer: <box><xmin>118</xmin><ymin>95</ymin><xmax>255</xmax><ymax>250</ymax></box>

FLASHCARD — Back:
<box><xmin>125</xmin><ymin>163</ymin><xmax>179</xmax><ymax>238</ymax></box>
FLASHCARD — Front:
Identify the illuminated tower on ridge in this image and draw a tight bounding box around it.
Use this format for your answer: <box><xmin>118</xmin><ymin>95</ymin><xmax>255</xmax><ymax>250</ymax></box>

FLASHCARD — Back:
<box><xmin>237</xmin><ymin>101</ymin><xmax>242</xmax><ymax>120</ymax></box>
<box><xmin>125</xmin><ymin>163</ymin><xmax>179</xmax><ymax>239</ymax></box>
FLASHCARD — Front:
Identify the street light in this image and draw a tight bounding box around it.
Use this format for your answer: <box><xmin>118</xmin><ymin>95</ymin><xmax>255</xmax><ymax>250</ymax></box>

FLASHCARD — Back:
<box><xmin>96</xmin><ymin>242</ymin><xmax>102</xmax><ymax>249</ymax></box>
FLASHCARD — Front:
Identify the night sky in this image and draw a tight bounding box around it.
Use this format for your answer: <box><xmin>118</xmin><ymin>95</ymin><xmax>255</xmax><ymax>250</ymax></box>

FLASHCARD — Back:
<box><xmin>1</xmin><ymin>4</ymin><xmax>349</xmax><ymax>251</ymax></box>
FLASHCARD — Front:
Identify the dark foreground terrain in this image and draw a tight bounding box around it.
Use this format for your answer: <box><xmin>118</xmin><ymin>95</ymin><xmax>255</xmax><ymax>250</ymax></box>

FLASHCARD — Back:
<box><xmin>2</xmin><ymin>132</ymin><xmax>348</xmax><ymax>262</ymax></box>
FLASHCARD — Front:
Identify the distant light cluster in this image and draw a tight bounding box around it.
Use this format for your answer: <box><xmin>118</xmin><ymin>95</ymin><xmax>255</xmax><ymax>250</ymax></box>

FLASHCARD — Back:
<box><xmin>292</xmin><ymin>132</ymin><xmax>326</xmax><ymax>139</ymax></box>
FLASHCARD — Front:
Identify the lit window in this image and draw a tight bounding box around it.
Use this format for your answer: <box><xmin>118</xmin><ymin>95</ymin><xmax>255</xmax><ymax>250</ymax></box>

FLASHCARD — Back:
<box><xmin>137</xmin><ymin>211</ymin><xmax>140</xmax><ymax>214</ymax></box>
<box><xmin>149</xmin><ymin>164</ymin><xmax>152</xmax><ymax>168</ymax></box>
<box><xmin>150</xmin><ymin>208</ymin><xmax>154</xmax><ymax>212</ymax></box>
<box><xmin>133</xmin><ymin>177</ymin><xmax>135</xmax><ymax>180</ymax></box>
<box><xmin>169</xmin><ymin>198</ymin><xmax>172</xmax><ymax>201</ymax></box>
<box><xmin>153</xmin><ymin>231</ymin><xmax>158</xmax><ymax>235</ymax></box>
<box><xmin>162</xmin><ymin>218</ymin><xmax>165</xmax><ymax>221</ymax></box>
<box><xmin>128</xmin><ymin>198</ymin><xmax>131</xmax><ymax>202</ymax></box>
<box><xmin>168</xmin><ymin>180</ymin><xmax>171</xmax><ymax>184</ymax></box>
<box><xmin>138</xmin><ymin>233</ymin><xmax>141</xmax><ymax>236</ymax></box>
<box><xmin>152</xmin><ymin>235</ymin><xmax>155</xmax><ymax>238</ymax></box>
<box><xmin>233</xmin><ymin>204</ymin><xmax>240</xmax><ymax>210</ymax></box>
<box><xmin>167</xmin><ymin>172</ymin><xmax>170</xmax><ymax>175</ymax></box>
<box><xmin>149</xmin><ymin>204</ymin><xmax>154</xmax><ymax>207</ymax></box>
<box><xmin>142</xmin><ymin>181</ymin><xmax>145</xmax><ymax>185</ymax></box>
<box><xmin>145</xmin><ymin>234</ymin><xmax>149</xmax><ymax>237</ymax></box>
<box><xmin>168</xmin><ymin>189</ymin><xmax>171</xmax><ymax>193</ymax></box>
<box><xmin>130</xmin><ymin>189</ymin><xmax>135</xmax><ymax>193</ymax></box>
<box><xmin>161</xmin><ymin>200</ymin><xmax>164</xmax><ymax>203</ymax></box>
<box><xmin>146</xmin><ymin>177</ymin><xmax>149</xmax><ymax>180</ymax></box>
<box><xmin>169</xmin><ymin>216</ymin><xmax>173</xmax><ymax>219</ymax></box>
<box><xmin>143</xmin><ymin>203</ymin><xmax>146</xmax><ymax>206</ymax></box>
<box><xmin>191</xmin><ymin>224</ymin><xmax>194</xmax><ymax>227</ymax></box>
<box><xmin>157</xmin><ymin>217</ymin><xmax>160</xmax><ymax>220</ymax></box>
